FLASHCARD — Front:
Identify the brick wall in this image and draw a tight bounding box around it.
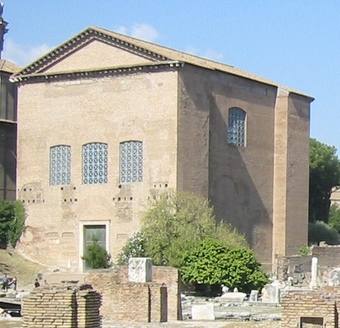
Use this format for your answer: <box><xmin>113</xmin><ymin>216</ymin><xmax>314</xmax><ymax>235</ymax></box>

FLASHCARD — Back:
<box><xmin>150</xmin><ymin>284</ymin><xmax>167</xmax><ymax>323</ymax></box>
<box><xmin>22</xmin><ymin>284</ymin><xmax>101</xmax><ymax>328</ymax></box>
<box><xmin>85</xmin><ymin>265</ymin><xmax>182</xmax><ymax>321</ymax></box>
<box><xmin>108</xmin><ymin>284</ymin><xmax>150</xmax><ymax>323</ymax></box>
<box><xmin>100</xmin><ymin>283</ymin><xmax>167</xmax><ymax>323</ymax></box>
<box><xmin>281</xmin><ymin>287</ymin><xmax>340</xmax><ymax>327</ymax></box>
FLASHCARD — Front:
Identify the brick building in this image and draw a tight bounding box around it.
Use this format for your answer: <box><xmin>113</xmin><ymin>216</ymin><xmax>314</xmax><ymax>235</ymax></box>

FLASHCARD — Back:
<box><xmin>12</xmin><ymin>26</ymin><xmax>313</xmax><ymax>271</ymax></box>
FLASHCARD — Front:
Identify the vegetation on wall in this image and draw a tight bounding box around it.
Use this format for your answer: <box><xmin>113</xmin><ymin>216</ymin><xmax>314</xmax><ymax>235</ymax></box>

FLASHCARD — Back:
<box><xmin>0</xmin><ymin>200</ymin><xmax>26</xmax><ymax>248</ymax></box>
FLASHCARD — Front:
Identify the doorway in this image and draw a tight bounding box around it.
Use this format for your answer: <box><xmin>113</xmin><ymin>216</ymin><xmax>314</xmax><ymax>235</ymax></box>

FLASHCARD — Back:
<box><xmin>83</xmin><ymin>225</ymin><xmax>106</xmax><ymax>271</ymax></box>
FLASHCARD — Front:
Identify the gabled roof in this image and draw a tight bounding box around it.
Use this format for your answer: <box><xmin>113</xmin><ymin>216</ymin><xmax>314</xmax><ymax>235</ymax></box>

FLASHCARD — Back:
<box><xmin>12</xmin><ymin>26</ymin><xmax>313</xmax><ymax>99</ymax></box>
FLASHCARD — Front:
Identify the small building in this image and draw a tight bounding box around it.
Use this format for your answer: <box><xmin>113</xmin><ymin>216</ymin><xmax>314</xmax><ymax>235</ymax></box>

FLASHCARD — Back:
<box><xmin>12</xmin><ymin>26</ymin><xmax>313</xmax><ymax>271</ymax></box>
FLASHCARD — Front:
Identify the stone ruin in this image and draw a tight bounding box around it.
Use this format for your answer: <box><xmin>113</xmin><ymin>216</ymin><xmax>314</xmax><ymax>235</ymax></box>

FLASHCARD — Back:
<box><xmin>282</xmin><ymin>287</ymin><xmax>340</xmax><ymax>327</ymax></box>
<box><xmin>21</xmin><ymin>258</ymin><xmax>181</xmax><ymax>327</ymax></box>
<box><xmin>278</xmin><ymin>257</ymin><xmax>340</xmax><ymax>327</ymax></box>
<box><xmin>85</xmin><ymin>257</ymin><xmax>182</xmax><ymax>324</ymax></box>
<box><xmin>22</xmin><ymin>284</ymin><xmax>101</xmax><ymax>328</ymax></box>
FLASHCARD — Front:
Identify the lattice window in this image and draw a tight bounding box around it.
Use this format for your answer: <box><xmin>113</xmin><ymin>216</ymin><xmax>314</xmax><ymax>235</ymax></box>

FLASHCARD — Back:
<box><xmin>83</xmin><ymin>142</ymin><xmax>108</xmax><ymax>184</ymax></box>
<box><xmin>120</xmin><ymin>141</ymin><xmax>143</xmax><ymax>183</ymax></box>
<box><xmin>228</xmin><ymin>107</ymin><xmax>246</xmax><ymax>146</ymax></box>
<box><xmin>50</xmin><ymin>145</ymin><xmax>71</xmax><ymax>186</ymax></box>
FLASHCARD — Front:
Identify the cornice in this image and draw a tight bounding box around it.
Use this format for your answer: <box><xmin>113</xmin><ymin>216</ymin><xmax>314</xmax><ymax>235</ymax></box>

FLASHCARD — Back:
<box><xmin>11</xmin><ymin>61</ymin><xmax>184</xmax><ymax>84</ymax></box>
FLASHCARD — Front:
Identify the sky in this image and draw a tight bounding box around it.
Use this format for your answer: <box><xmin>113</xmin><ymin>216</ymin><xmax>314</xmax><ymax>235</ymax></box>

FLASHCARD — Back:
<box><xmin>2</xmin><ymin>1</ymin><xmax>340</xmax><ymax>153</ymax></box>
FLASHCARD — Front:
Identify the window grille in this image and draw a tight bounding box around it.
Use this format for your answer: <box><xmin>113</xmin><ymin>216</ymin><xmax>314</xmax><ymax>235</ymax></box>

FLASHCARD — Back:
<box><xmin>228</xmin><ymin>108</ymin><xmax>246</xmax><ymax>146</ymax></box>
<box><xmin>120</xmin><ymin>141</ymin><xmax>143</xmax><ymax>183</ymax></box>
<box><xmin>83</xmin><ymin>142</ymin><xmax>108</xmax><ymax>184</ymax></box>
<box><xmin>50</xmin><ymin>145</ymin><xmax>71</xmax><ymax>185</ymax></box>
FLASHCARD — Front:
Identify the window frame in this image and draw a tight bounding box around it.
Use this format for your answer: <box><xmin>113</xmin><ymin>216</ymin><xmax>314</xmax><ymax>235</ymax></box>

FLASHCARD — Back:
<box><xmin>82</xmin><ymin>142</ymin><xmax>108</xmax><ymax>185</ymax></box>
<box><xmin>119</xmin><ymin>140</ymin><xmax>143</xmax><ymax>183</ymax></box>
<box><xmin>50</xmin><ymin>145</ymin><xmax>71</xmax><ymax>186</ymax></box>
<box><xmin>227</xmin><ymin>107</ymin><xmax>246</xmax><ymax>147</ymax></box>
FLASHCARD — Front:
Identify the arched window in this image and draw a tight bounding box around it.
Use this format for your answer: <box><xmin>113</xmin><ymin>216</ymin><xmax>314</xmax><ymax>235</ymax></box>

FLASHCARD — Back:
<box><xmin>228</xmin><ymin>108</ymin><xmax>246</xmax><ymax>146</ymax></box>
<box><xmin>120</xmin><ymin>141</ymin><xmax>143</xmax><ymax>183</ymax></box>
<box><xmin>50</xmin><ymin>145</ymin><xmax>71</xmax><ymax>185</ymax></box>
<box><xmin>83</xmin><ymin>142</ymin><xmax>108</xmax><ymax>184</ymax></box>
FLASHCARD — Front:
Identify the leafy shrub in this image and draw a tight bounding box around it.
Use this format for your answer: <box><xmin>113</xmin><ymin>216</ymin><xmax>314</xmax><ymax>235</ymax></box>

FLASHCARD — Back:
<box><xmin>308</xmin><ymin>221</ymin><xmax>339</xmax><ymax>245</ymax></box>
<box><xmin>140</xmin><ymin>191</ymin><xmax>246</xmax><ymax>267</ymax></box>
<box><xmin>116</xmin><ymin>231</ymin><xmax>148</xmax><ymax>265</ymax></box>
<box><xmin>180</xmin><ymin>238</ymin><xmax>268</xmax><ymax>293</ymax></box>
<box><xmin>82</xmin><ymin>239</ymin><xmax>112</xmax><ymax>269</ymax></box>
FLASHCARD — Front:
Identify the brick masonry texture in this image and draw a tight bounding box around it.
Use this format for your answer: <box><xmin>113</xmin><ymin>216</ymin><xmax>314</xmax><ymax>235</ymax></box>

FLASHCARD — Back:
<box><xmin>85</xmin><ymin>266</ymin><xmax>181</xmax><ymax>323</ymax></box>
<box><xmin>22</xmin><ymin>284</ymin><xmax>101</xmax><ymax>328</ymax></box>
<box><xmin>281</xmin><ymin>287</ymin><xmax>340</xmax><ymax>327</ymax></box>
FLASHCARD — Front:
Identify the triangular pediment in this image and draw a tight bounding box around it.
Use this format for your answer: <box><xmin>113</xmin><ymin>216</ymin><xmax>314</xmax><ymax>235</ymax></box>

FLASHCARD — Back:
<box><xmin>15</xmin><ymin>27</ymin><xmax>171</xmax><ymax>77</ymax></box>
<box><xmin>41</xmin><ymin>38</ymin><xmax>157</xmax><ymax>74</ymax></box>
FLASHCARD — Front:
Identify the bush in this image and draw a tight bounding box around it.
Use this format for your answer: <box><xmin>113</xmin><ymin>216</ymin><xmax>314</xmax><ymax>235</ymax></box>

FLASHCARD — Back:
<box><xmin>82</xmin><ymin>239</ymin><xmax>112</xmax><ymax>269</ymax></box>
<box><xmin>308</xmin><ymin>221</ymin><xmax>339</xmax><ymax>245</ymax></box>
<box><xmin>140</xmin><ymin>191</ymin><xmax>246</xmax><ymax>267</ymax></box>
<box><xmin>116</xmin><ymin>231</ymin><xmax>148</xmax><ymax>265</ymax></box>
<box><xmin>180</xmin><ymin>238</ymin><xmax>268</xmax><ymax>293</ymax></box>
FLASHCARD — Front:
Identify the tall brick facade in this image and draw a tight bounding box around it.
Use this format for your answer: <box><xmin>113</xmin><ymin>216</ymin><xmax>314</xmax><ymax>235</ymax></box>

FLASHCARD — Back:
<box><xmin>12</xmin><ymin>26</ymin><xmax>313</xmax><ymax>271</ymax></box>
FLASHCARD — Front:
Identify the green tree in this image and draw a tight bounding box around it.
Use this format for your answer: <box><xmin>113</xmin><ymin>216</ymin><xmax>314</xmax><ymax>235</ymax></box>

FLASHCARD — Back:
<box><xmin>140</xmin><ymin>191</ymin><xmax>246</xmax><ymax>267</ymax></box>
<box><xmin>0</xmin><ymin>201</ymin><xmax>26</xmax><ymax>248</ymax></box>
<box><xmin>328</xmin><ymin>203</ymin><xmax>340</xmax><ymax>233</ymax></box>
<box><xmin>9</xmin><ymin>201</ymin><xmax>26</xmax><ymax>247</ymax></box>
<box><xmin>82</xmin><ymin>239</ymin><xmax>112</xmax><ymax>269</ymax></box>
<box><xmin>0</xmin><ymin>201</ymin><xmax>13</xmax><ymax>247</ymax></box>
<box><xmin>309</xmin><ymin>138</ymin><xmax>340</xmax><ymax>223</ymax></box>
<box><xmin>180</xmin><ymin>238</ymin><xmax>268</xmax><ymax>293</ymax></box>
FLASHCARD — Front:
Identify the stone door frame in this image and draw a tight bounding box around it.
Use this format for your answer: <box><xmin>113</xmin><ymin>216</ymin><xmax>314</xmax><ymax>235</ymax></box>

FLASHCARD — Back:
<box><xmin>78</xmin><ymin>220</ymin><xmax>110</xmax><ymax>272</ymax></box>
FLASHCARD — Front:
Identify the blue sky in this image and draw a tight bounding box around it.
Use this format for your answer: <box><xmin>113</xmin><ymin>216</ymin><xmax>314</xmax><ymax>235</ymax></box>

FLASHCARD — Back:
<box><xmin>3</xmin><ymin>1</ymin><xmax>340</xmax><ymax>153</ymax></box>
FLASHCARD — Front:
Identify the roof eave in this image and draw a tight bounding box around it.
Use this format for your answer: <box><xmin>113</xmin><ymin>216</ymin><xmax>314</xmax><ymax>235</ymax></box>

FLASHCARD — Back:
<box><xmin>10</xmin><ymin>61</ymin><xmax>184</xmax><ymax>83</ymax></box>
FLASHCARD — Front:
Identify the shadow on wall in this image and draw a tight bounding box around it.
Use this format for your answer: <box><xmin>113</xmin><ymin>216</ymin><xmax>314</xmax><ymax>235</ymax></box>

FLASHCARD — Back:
<box><xmin>0</xmin><ymin>122</ymin><xmax>16</xmax><ymax>200</ymax></box>
<box><xmin>208</xmin><ymin>92</ymin><xmax>272</xmax><ymax>265</ymax></box>
<box><xmin>177</xmin><ymin>65</ymin><xmax>274</xmax><ymax>266</ymax></box>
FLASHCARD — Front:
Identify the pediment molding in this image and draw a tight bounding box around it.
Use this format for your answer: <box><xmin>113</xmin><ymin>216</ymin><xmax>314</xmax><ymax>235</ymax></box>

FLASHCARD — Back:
<box><xmin>18</xmin><ymin>27</ymin><xmax>170</xmax><ymax>77</ymax></box>
<box><xmin>11</xmin><ymin>61</ymin><xmax>184</xmax><ymax>84</ymax></box>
